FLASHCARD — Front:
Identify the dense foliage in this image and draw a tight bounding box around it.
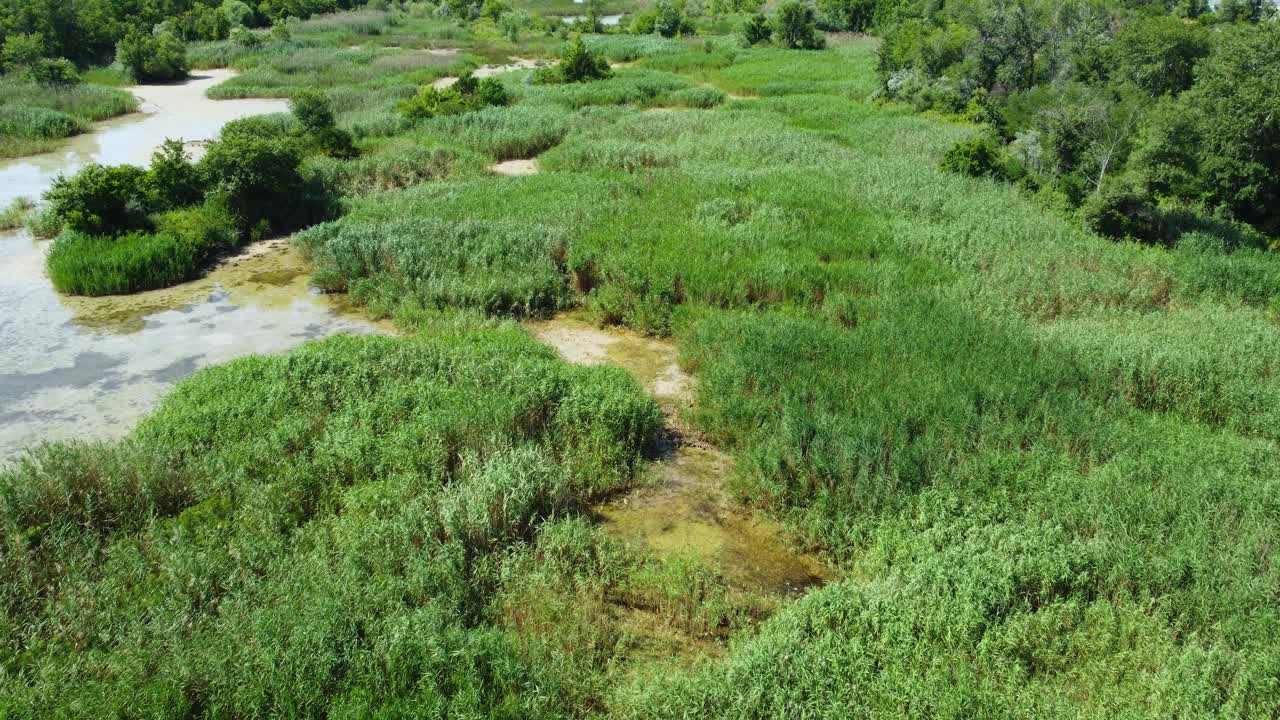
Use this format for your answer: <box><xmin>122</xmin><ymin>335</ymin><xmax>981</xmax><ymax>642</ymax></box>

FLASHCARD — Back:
<box><xmin>8</xmin><ymin>4</ymin><xmax>1280</xmax><ymax>717</ymax></box>
<box><xmin>533</xmin><ymin>37</ymin><xmax>613</xmax><ymax>84</ymax></box>
<box><xmin>874</xmin><ymin>0</ymin><xmax>1280</xmax><ymax>239</ymax></box>
<box><xmin>0</xmin><ymin>0</ymin><xmax>372</xmax><ymax>67</ymax></box>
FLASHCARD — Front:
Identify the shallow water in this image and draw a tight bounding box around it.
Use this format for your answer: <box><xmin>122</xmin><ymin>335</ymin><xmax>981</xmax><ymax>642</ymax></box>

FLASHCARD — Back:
<box><xmin>527</xmin><ymin>314</ymin><xmax>828</xmax><ymax>597</ymax></box>
<box><xmin>0</xmin><ymin>70</ymin><xmax>287</xmax><ymax>208</ymax></box>
<box><xmin>562</xmin><ymin>13</ymin><xmax>623</xmax><ymax>24</ymax></box>
<box><xmin>0</xmin><ymin>74</ymin><xmax>381</xmax><ymax>460</ymax></box>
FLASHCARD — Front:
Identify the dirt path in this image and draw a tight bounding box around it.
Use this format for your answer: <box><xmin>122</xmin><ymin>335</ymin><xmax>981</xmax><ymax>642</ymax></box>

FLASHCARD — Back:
<box><xmin>527</xmin><ymin>314</ymin><xmax>826</xmax><ymax>598</ymax></box>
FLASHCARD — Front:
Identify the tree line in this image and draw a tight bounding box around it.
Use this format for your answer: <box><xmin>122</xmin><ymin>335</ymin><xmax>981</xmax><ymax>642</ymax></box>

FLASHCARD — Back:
<box><xmin>0</xmin><ymin>0</ymin><xmax>369</xmax><ymax>69</ymax></box>
<box><xmin>818</xmin><ymin>0</ymin><xmax>1278</xmax><ymax>243</ymax></box>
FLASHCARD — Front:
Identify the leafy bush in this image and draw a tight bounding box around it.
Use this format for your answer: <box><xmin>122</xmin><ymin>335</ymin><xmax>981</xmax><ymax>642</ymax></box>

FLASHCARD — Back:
<box><xmin>27</xmin><ymin>58</ymin><xmax>80</xmax><ymax>88</ymax></box>
<box><xmin>144</xmin><ymin>139</ymin><xmax>206</xmax><ymax>212</ymax></box>
<box><xmin>939</xmin><ymin>135</ymin><xmax>1011</xmax><ymax>181</ymax></box>
<box><xmin>198</xmin><ymin>133</ymin><xmax>326</xmax><ymax>238</ymax></box>
<box><xmin>534</xmin><ymin>37</ymin><xmax>613</xmax><ymax>84</ymax></box>
<box><xmin>776</xmin><ymin>0</ymin><xmax>825</xmax><ymax>50</ymax></box>
<box><xmin>399</xmin><ymin>74</ymin><xmax>510</xmax><ymax>122</ymax></box>
<box><xmin>115</xmin><ymin>30</ymin><xmax>190</xmax><ymax>83</ymax></box>
<box><xmin>291</xmin><ymin>89</ymin><xmax>357</xmax><ymax>158</ymax></box>
<box><xmin>44</xmin><ymin>163</ymin><xmax>150</xmax><ymax>236</ymax></box>
<box><xmin>816</xmin><ymin>0</ymin><xmax>874</xmax><ymax>32</ymax></box>
<box><xmin>1081</xmin><ymin>180</ymin><xmax>1165</xmax><ymax>243</ymax></box>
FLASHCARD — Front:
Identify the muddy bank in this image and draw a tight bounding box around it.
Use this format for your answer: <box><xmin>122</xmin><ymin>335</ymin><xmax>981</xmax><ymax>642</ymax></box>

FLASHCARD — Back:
<box><xmin>527</xmin><ymin>314</ymin><xmax>827</xmax><ymax>597</ymax></box>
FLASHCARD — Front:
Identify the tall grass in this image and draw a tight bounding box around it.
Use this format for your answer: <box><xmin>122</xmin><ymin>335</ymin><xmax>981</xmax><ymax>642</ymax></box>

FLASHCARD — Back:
<box><xmin>0</xmin><ymin>331</ymin><xmax>661</xmax><ymax>715</ymax></box>
<box><xmin>46</xmin><ymin>205</ymin><xmax>237</xmax><ymax>296</ymax></box>
<box><xmin>0</xmin><ymin>79</ymin><xmax>138</xmax><ymax>158</ymax></box>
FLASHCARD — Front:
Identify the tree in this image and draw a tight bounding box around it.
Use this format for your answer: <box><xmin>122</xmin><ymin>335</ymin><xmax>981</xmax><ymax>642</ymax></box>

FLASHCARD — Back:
<box><xmin>741</xmin><ymin>13</ymin><xmax>772</xmax><ymax>46</ymax></box>
<box><xmin>973</xmin><ymin>0</ymin><xmax>1047</xmax><ymax>91</ymax></box>
<box><xmin>1</xmin><ymin>32</ymin><xmax>45</xmax><ymax>72</ymax></box>
<box><xmin>816</xmin><ymin>0</ymin><xmax>874</xmax><ymax>32</ymax></box>
<box><xmin>1176</xmin><ymin>22</ymin><xmax>1280</xmax><ymax>233</ymax></box>
<box><xmin>116</xmin><ymin>30</ymin><xmax>190</xmax><ymax>83</ymax></box>
<box><xmin>655</xmin><ymin>0</ymin><xmax>693</xmax><ymax>37</ymax></box>
<box><xmin>1112</xmin><ymin>16</ymin><xmax>1211</xmax><ymax>96</ymax></box>
<box><xmin>44</xmin><ymin>164</ymin><xmax>150</xmax><ymax>236</ymax></box>
<box><xmin>145</xmin><ymin>139</ymin><xmax>205</xmax><ymax>212</ymax></box>
<box><xmin>776</xmin><ymin>0</ymin><xmax>825</xmax><ymax>49</ymax></box>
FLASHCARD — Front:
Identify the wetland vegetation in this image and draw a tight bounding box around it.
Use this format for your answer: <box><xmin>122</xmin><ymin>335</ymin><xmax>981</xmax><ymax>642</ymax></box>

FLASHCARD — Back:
<box><xmin>3</xmin><ymin>0</ymin><xmax>1280</xmax><ymax>717</ymax></box>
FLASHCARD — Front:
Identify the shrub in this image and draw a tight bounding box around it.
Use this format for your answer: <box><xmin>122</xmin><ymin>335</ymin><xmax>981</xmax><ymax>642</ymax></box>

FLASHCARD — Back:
<box><xmin>198</xmin><ymin>134</ymin><xmax>323</xmax><ymax>238</ymax></box>
<box><xmin>399</xmin><ymin>74</ymin><xmax>509</xmax><ymax>122</ymax></box>
<box><xmin>741</xmin><ymin>13</ymin><xmax>773</xmax><ymax>47</ymax></box>
<box><xmin>44</xmin><ymin>163</ymin><xmax>150</xmax><ymax>236</ymax></box>
<box><xmin>816</xmin><ymin>0</ymin><xmax>874</xmax><ymax>32</ymax></box>
<box><xmin>1082</xmin><ymin>181</ymin><xmax>1165</xmax><ymax>243</ymax></box>
<box><xmin>776</xmin><ymin>0</ymin><xmax>826</xmax><ymax>50</ymax></box>
<box><xmin>939</xmin><ymin>135</ymin><xmax>1011</xmax><ymax>182</ymax></box>
<box><xmin>290</xmin><ymin>90</ymin><xmax>357</xmax><ymax>158</ymax></box>
<box><xmin>145</xmin><ymin>138</ymin><xmax>206</xmax><ymax>211</ymax></box>
<box><xmin>28</xmin><ymin>58</ymin><xmax>80</xmax><ymax>88</ymax></box>
<box><xmin>534</xmin><ymin>37</ymin><xmax>613</xmax><ymax>84</ymax></box>
<box><xmin>115</xmin><ymin>30</ymin><xmax>190</xmax><ymax>83</ymax></box>
<box><xmin>230</xmin><ymin>25</ymin><xmax>263</xmax><ymax>48</ymax></box>
<box><xmin>630</xmin><ymin>11</ymin><xmax>658</xmax><ymax>34</ymax></box>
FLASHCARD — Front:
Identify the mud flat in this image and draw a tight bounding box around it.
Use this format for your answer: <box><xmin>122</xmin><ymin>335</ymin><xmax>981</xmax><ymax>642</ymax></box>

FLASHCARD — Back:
<box><xmin>527</xmin><ymin>313</ymin><xmax>828</xmax><ymax>598</ymax></box>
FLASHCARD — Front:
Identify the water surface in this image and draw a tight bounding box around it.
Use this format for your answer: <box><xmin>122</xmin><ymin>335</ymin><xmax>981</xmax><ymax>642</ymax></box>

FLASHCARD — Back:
<box><xmin>0</xmin><ymin>72</ymin><xmax>380</xmax><ymax>460</ymax></box>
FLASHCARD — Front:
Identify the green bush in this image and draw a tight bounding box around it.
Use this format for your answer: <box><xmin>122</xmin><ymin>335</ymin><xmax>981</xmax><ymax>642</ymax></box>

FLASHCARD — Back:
<box><xmin>654</xmin><ymin>0</ymin><xmax>694</xmax><ymax>38</ymax></box>
<box><xmin>115</xmin><ymin>30</ymin><xmax>190</xmax><ymax>83</ymax></box>
<box><xmin>44</xmin><ymin>163</ymin><xmax>150</xmax><ymax>236</ymax></box>
<box><xmin>1081</xmin><ymin>181</ymin><xmax>1165</xmax><ymax>243</ymax></box>
<box><xmin>144</xmin><ymin>138</ymin><xmax>206</xmax><ymax>211</ymax></box>
<box><xmin>399</xmin><ymin>74</ymin><xmax>509</xmax><ymax>122</ymax></box>
<box><xmin>291</xmin><ymin>90</ymin><xmax>357</xmax><ymax>158</ymax></box>
<box><xmin>534</xmin><ymin>37</ymin><xmax>613</xmax><ymax>84</ymax></box>
<box><xmin>27</xmin><ymin>58</ymin><xmax>80</xmax><ymax>88</ymax></box>
<box><xmin>198</xmin><ymin>133</ymin><xmax>327</xmax><ymax>238</ymax></box>
<box><xmin>939</xmin><ymin>135</ymin><xmax>1011</xmax><ymax>181</ymax></box>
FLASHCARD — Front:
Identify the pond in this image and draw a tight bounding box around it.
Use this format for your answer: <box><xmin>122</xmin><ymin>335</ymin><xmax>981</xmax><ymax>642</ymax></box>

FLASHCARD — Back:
<box><xmin>0</xmin><ymin>71</ymin><xmax>382</xmax><ymax>460</ymax></box>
